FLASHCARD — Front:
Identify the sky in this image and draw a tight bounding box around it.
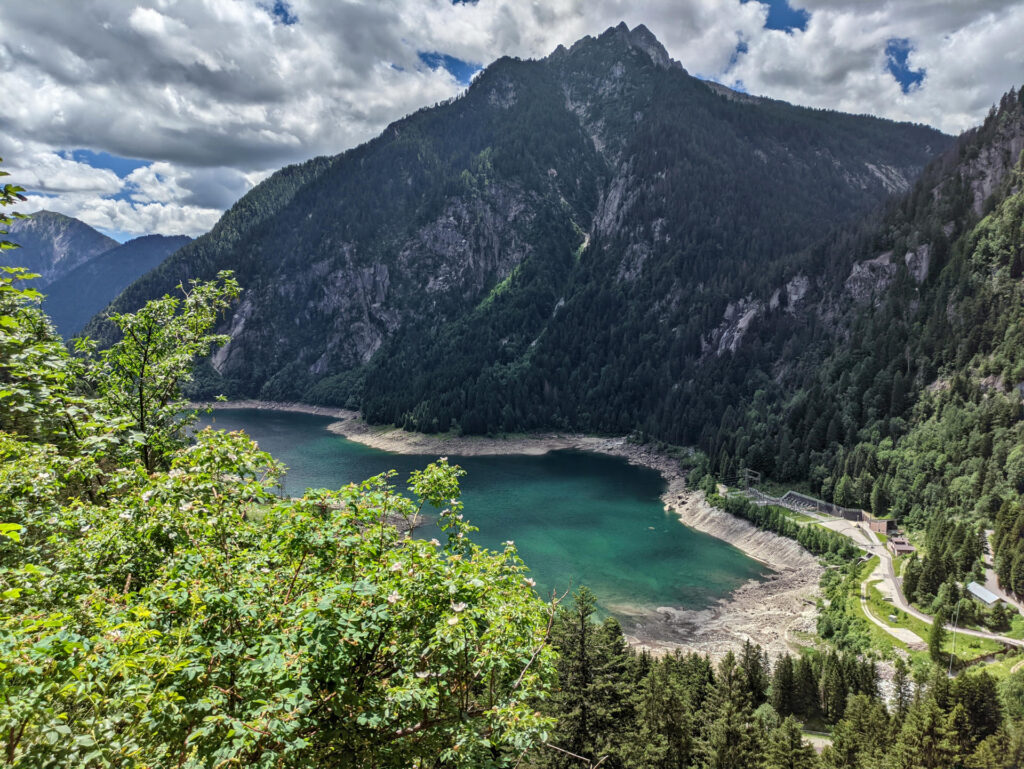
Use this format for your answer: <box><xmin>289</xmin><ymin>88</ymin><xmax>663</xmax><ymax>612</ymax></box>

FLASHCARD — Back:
<box><xmin>0</xmin><ymin>0</ymin><xmax>1021</xmax><ymax>241</ymax></box>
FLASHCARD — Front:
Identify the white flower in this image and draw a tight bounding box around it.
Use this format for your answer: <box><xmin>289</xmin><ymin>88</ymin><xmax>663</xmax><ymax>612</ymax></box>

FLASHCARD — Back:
<box><xmin>390</xmin><ymin>562</ymin><xmax>403</xmax><ymax>572</ymax></box>
<box><xmin>119</xmin><ymin>512</ymin><xmax>132</xmax><ymax>520</ymax></box>
<box><xmin>447</xmin><ymin>616</ymin><xmax>459</xmax><ymax>625</ymax></box>
<box><xmin>451</xmin><ymin>602</ymin><xmax>467</xmax><ymax>612</ymax></box>
<box><xmin>141</xmin><ymin>490</ymin><xmax>153</xmax><ymax>502</ymax></box>
<box><xmin>524</xmin><ymin>578</ymin><xmax>536</xmax><ymax>587</ymax></box>
<box><xmin>429</xmin><ymin>538</ymin><xmax>440</xmax><ymax>547</ymax></box>
<box><xmin>387</xmin><ymin>591</ymin><xmax>400</xmax><ymax>604</ymax></box>
<box><xmin>416</xmin><ymin>670</ymin><xmax>429</xmax><ymax>679</ymax></box>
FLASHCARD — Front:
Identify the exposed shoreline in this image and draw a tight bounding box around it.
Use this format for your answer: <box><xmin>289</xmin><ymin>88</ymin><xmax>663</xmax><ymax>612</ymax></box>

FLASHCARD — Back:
<box><xmin>197</xmin><ymin>400</ymin><xmax>823</xmax><ymax>658</ymax></box>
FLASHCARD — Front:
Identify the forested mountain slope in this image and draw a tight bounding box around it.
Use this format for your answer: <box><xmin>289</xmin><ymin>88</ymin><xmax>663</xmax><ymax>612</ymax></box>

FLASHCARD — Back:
<box><xmin>42</xmin><ymin>234</ymin><xmax>191</xmax><ymax>337</ymax></box>
<box><xmin>95</xmin><ymin>23</ymin><xmax>949</xmax><ymax>420</ymax></box>
<box><xmin>3</xmin><ymin>210</ymin><xmax>116</xmax><ymax>285</ymax></box>
<box><xmin>697</xmin><ymin>87</ymin><xmax>1024</xmax><ymax>530</ymax></box>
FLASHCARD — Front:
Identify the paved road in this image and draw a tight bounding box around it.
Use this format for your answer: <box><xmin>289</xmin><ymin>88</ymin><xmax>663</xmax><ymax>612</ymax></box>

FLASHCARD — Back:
<box><xmin>859</xmin><ymin>560</ymin><xmax>925</xmax><ymax>646</ymax></box>
<box><xmin>983</xmin><ymin>530</ymin><xmax>1024</xmax><ymax>615</ymax></box>
<box><xmin>872</xmin><ymin>529</ymin><xmax>1024</xmax><ymax>648</ymax></box>
<box><xmin>749</xmin><ymin>491</ymin><xmax>1024</xmax><ymax>650</ymax></box>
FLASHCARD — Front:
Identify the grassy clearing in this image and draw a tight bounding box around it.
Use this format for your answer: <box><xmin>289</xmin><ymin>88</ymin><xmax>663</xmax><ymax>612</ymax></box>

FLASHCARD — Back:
<box><xmin>865</xmin><ymin>580</ymin><xmax>1004</xmax><ymax>663</ymax></box>
<box><xmin>782</xmin><ymin>510</ymin><xmax>818</xmax><ymax>524</ymax></box>
<box><xmin>976</xmin><ymin>650</ymin><xmax>1024</xmax><ymax>679</ymax></box>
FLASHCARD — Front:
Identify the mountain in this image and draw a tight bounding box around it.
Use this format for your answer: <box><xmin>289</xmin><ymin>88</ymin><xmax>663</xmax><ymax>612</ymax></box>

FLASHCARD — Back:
<box><xmin>42</xmin><ymin>234</ymin><xmax>192</xmax><ymax>337</ymax></box>
<box><xmin>685</xmin><ymin>85</ymin><xmax>1024</xmax><ymax>625</ymax></box>
<box><xmin>3</xmin><ymin>211</ymin><xmax>116</xmax><ymax>285</ymax></box>
<box><xmin>690</xmin><ymin>86</ymin><xmax>1024</xmax><ymax>508</ymax></box>
<box><xmin>95</xmin><ymin>23</ymin><xmax>950</xmax><ymax>426</ymax></box>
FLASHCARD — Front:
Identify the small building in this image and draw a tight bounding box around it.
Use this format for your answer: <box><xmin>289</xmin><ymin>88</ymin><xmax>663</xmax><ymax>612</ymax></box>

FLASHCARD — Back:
<box><xmin>868</xmin><ymin>518</ymin><xmax>894</xmax><ymax>534</ymax></box>
<box><xmin>966</xmin><ymin>581</ymin><xmax>1001</xmax><ymax>607</ymax></box>
<box><xmin>888</xmin><ymin>536</ymin><xmax>915</xmax><ymax>556</ymax></box>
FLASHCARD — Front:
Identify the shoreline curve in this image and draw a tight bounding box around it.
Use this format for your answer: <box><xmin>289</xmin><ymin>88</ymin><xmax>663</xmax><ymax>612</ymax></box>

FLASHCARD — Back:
<box><xmin>196</xmin><ymin>399</ymin><xmax>823</xmax><ymax>658</ymax></box>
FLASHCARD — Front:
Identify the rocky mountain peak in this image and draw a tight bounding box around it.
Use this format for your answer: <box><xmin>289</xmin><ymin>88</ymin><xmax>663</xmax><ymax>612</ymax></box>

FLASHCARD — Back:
<box><xmin>4</xmin><ymin>210</ymin><xmax>117</xmax><ymax>285</ymax></box>
<box><xmin>623</xmin><ymin>23</ymin><xmax>682</xmax><ymax>72</ymax></box>
<box><xmin>553</xmin><ymin>22</ymin><xmax>684</xmax><ymax>73</ymax></box>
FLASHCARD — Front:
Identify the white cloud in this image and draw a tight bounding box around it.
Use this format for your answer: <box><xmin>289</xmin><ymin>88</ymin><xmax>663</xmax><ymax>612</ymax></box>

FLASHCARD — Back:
<box><xmin>20</xmin><ymin>191</ymin><xmax>222</xmax><ymax>239</ymax></box>
<box><xmin>1</xmin><ymin>0</ymin><xmax>1021</xmax><ymax>237</ymax></box>
<box><xmin>728</xmin><ymin>0</ymin><xmax>1024</xmax><ymax>133</ymax></box>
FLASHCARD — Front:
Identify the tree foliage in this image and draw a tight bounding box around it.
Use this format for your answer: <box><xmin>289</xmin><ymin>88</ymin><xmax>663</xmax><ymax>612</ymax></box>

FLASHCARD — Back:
<box><xmin>0</xmin><ymin>172</ymin><xmax>556</xmax><ymax>765</ymax></box>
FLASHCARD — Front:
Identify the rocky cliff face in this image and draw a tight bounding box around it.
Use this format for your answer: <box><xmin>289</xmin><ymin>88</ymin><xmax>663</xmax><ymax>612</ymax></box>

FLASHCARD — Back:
<box><xmin>97</xmin><ymin>23</ymin><xmax>951</xmax><ymax>432</ymax></box>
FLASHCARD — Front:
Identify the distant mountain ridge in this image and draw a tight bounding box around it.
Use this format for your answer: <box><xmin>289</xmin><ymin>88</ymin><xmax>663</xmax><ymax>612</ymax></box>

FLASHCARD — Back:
<box><xmin>93</xmin><ymin>23</ymin><xmax>951</xmax><ymax>433</ymax></box>
<box><xmin>43</xmin><ymin>233</ymin><xmax>192</xmax><ymax>337</ymax></box>
<box><xmin>0</xmin><ymin>209</ymin><xmax>190</xmax><ymax>337</ymax></box>
<box><xmin>4</xmin><ymin>211</ymin><xmax>116</xmax><ymax>285</ymax></box>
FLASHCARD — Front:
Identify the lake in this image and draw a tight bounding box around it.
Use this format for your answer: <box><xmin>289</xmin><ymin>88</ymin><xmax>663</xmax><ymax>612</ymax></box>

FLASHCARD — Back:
<box><xmin>198</xmin><ymin>409</ymin><xmax>768</xmax><ymax>631</ymax></box>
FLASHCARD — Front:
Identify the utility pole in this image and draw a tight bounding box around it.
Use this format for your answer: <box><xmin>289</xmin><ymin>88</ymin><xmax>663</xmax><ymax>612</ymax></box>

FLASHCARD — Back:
<box><xmin>948</xmin><ymin>599</ymin><xmax>962</xmax><ymax>676</ymax></box>
<box><xmin>741</xmin><ymin>468</ymin><xmax>761</xmax><ymax>489</ymax></box>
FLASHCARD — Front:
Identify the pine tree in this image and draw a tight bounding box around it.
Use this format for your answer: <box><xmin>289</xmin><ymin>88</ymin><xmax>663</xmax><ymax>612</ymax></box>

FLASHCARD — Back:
<box><xmin>819</xmin><ymin>654</ymin><xmax>846</xmax><ymax>723</ymax></box>
<box><xmin>698</xmin><ymin>652</ymin><xmax>764</xmax><ymax>769</ymax></box>
<box><xmin>770</xmin><ymin>655</ymin><xmax>797</xmax><ymax>718</ymax></box>
<box><xmin>890</xmin><ymin>696</ymin><xmax>956</xmax><ymax>769</ymax></box>
<box><xmin>545</xmin><ymin>588</ymin><xmax>599</xmax><ymax>767</ymax></box>
<box><xmin>822</xmin><ymin>693</ymin><xmax>889</xmax><ymax>769</ymax></box>
<box><xmin>928</xmin><ymin>613</ymin><xmax>948</xmax><ymax>665</ymax></box>
<box><xmin>947</xmin><ymin>703</ymin><xmax>972</xmax><ymax>766</ymax></box>
<box><xmin>892</xmin><ymin>657</ymin><xmax>912</xmax><ymax>725</ymax></box>
<box><xmin>793</xmin><ymin>656</ymin><xmax>820</xmax><ymax>721</ymax></box>
<box><xmin>588</xmin><ymin>617</ymin><xmax>638</xmax><ymax>764</ymax></box>
<box><xmin>765</xmin><ymin>716</ymin><xmax>819</xmax><ymax>769</ymax></box>
<box><xmin>625</xmin><ymin>657</ymin><xmax>695</xmax><ymax>769</ymax></box>
<box><xmin>870</xmin><ymin>481</ymin><xmax>888</xmax><ymax>517</ymax></box>
<box><xmin>740</xmin><ymin>640</ymin><xmax>770</xmax><ymax>708</ymax></box>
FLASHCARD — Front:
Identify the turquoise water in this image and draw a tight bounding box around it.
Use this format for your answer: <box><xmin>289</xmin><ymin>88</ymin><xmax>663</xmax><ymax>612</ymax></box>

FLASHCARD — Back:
<box><xmin>198</xmin><ymin>409</ymin><xmax>768</xmax><ymax>628</ymax></box>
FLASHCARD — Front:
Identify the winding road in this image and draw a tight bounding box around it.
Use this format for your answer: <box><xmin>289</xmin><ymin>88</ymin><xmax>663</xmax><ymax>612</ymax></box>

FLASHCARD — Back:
<box><xmin>747</xmin><ymin>490</ymin><xmax>1024</xmax><ymax>650</ymax></box>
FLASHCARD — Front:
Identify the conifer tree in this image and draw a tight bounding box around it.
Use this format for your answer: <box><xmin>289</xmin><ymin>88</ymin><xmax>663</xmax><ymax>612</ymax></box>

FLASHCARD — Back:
<box><xmin>819</xmin><ymin>654</ymin><xmax>847</xmax><ymax>723</ymax></box>
<box><xmin>698</xmin><ymin>651</ymin><xmax>764</xmax><ymax>769</ymax></box>
<box><xmin>625</xmin><ymin>657</ymin><xmax>696</xmax><ymax>769</ymax></box>
<box><xmin>770</xmin><ymin>655</ymin><xmax>797</xmax><ymax>718</ymax></box>
<box><xmin>794</xmin><ymin>656</ymin><xmax>820</xmax><ymax>721</ymax></box>
<box><xmin>928</xmin><ymin>614</ymin><xmax>947</xmax><ymax>665</ymax></box>
<box><xmin>891</xmin><ymin>657</ymin><xmax>913</xmax><ymax>725</ymax></box>
<box><xmin>545</xmin><ymin>588</ymin><xmax>600</xmax><ymax>767</ymax></box>
<box><xmin>890</xmin><ymin>696</ymin><xmax>956</xmax><ymax>769</ymax></box>
<box><xmin>822</xmin><ymin>694</ymin><xmax>889</xmax><ymax>769</ymax></box>
<box><xmin>741</xmin><ymin>640</ymin><xmax>770</xmax><ymax>708</ymax></box>
<box><xmin>765</xmin><ymin>716</ymin><xmax>819</xmax><ymax>769</ymax></box>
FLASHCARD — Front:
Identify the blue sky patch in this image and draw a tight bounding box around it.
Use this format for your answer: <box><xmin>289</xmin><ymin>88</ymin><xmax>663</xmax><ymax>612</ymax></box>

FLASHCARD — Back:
<box><xmin>267</xmin><ymin>1</ymin><xmax>298</xmax><ymax>26</ymax></box>
<box><xmin>886</xmin><ymin>38</ymin><xmax>925</xmax><ymax>93</ymax></box>
<box><xmin>70</xmin><ymin>149</ymin><xmax>147</xmax><ymax>178</ymax></box>
<box><xmin>418</xmin><ymin>51</ymin><xmax>481</xmax><ymax>85</ymax></box>
<box><xmin>743</xmin><ymin>0</ymin><xmax>810</xmax><ymax>33</ymax></box>
<box><xmin>727</xmin><ymin>40</ymin><xmax>749</xmax><ymax>72</ymax></box>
